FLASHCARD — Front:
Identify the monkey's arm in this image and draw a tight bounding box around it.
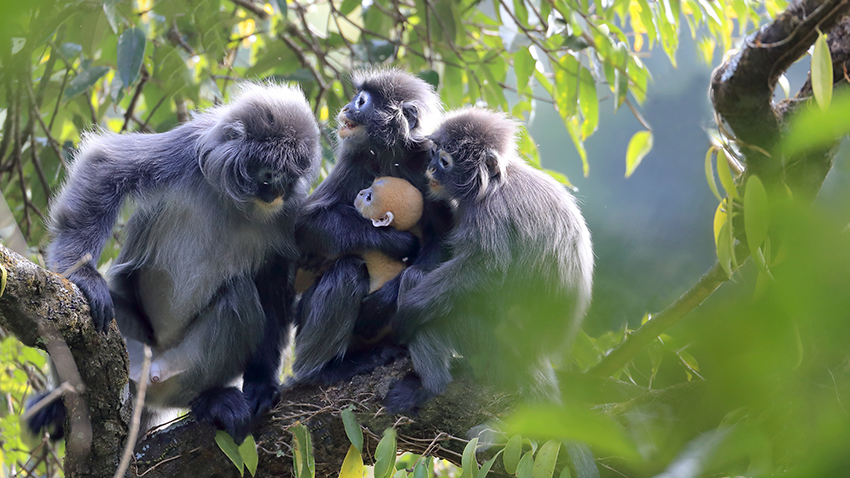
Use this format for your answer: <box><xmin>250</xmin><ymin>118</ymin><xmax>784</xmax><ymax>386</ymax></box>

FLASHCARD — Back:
<box><xmin>296</xmin><ymin>204</ymin><xmax>418</xmax><ymax>260</ymax></box>
<box><xmin>244</xmin><ymin>255</ymin><xmax>294</xmax><ymax>416</ymax></box>
<box><xmin>356</xmin><ymin>236</ymin><xmax>446</xmax><ymax>336</ymax></box>
<box><xmin>392</xmin><ymin>250</ymin><xmax>506</xmax><ymax>342</ymax></box>
<box><xmin>47</xmin><ymin>129</ymin><xmax>194</xmax><ymax>332</ymax></box>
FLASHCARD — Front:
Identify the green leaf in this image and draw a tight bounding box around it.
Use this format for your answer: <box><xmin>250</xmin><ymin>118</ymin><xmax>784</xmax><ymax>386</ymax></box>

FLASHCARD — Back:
<box><xmin>504</xmin><ymin>434</ymin><xmax>523</xmax><ymax>475</ymax></box>
<box><xmin>117</xmin><ymin>27</ymin><xmax>146</xmax><ymax>89</ymax></box>
<box><xmin>562</xmin><ymin>441</ymin><xmax>595</xmax><ymax>478</ymax></box>
<box><xmin>478</xmin><ymin>454</ymin><xmax>499</xmax><ymax>478</ymax></box>
<box><xmin>291</xmin><ymin>423</ymin><xmax>315</xmax><ymax>478</ymax></box>
<box><xmin>715</xmin><ymin>149</ymin><xmax>739</xmax><ymax>199</ymax></box>
<box><xmin>555</xmin><ymin>54</ymin><xmax>580</xmax><ymax>120</ymax></box>
<box><xmin>564</xmin><ymin>117</ymin><xmax>589</xmax><ymax>177</ymax></box>
<box><xmin>704</xmin><ymin>148</ymin><xmax>722</xmax><ymax>201</ymax></box>
<box><xmin>812</xmin><ymin>30</ymin><xmax>833</xmax><ymax>111</ymax></box>
<box><xmin>625</xmin><ymin>131</ymin><xmax>653</xmax><ymax>178</ymax></box>
<box><xmin>339</xmin><ymin>444</ymin><xmax>365</xmax><ymax>478</ymax></box>
<box><xmin>64</xmin><ymin>66</ymin><xmax>110</xmax><ymax>101</ymax></box>
<box><xmin>505</xmin><ymin>404</ymin><xmax>641</xmax><ymax>461</ymax></box>
<box><xmin>413</xmin><ymin>458</ymin><xmax>431</xmax><ymax>478</ymax></box>
<box><xmin>239</xmin><ymin>434</ymin><xmax>259</xmax><ymax>477</ymax></box>
<box><xmin>462</xmin><ymin>437</ymin><xmax>479</xmax><ymax>477</ymax></box>
<box><xmin>514</xmin><ymin>47</ymin><xmax>535</xmax><ymax>93</ymax></box>
<box><xmin>744</xmin><ymin>175</ymin><xmax>770</xmax><ymax>264</ymax></box>
<box><xmin>578</xmin><ymin>67</ymin><xmax>598</xmax><ymax>140</ymax></box>
<box><xmin>418</xmin><ymin>70</ymin><xmax>440</xmax><ymax>89</ymax></box>
<box><xmin>532</xmin><ymin>440</ymin><xmax>560</xmax><ymax>478</ymax></box>
<box><xmin>374</xmin><ymin>428</ymin><xmax>398</xmax><ymax>478</ymax></box>
<box><xmin>342</xmin><ymin>406</ymin><xmax>364</xmax><ymax>452</ymax></box>
<box><xmin>716</xmin><ymin>216</ymin><xmax>733</xmax><ymax>278</ymax></box>
<box><xmin>516</xmin><ymin>451</ymin><xmax>535</xmax><ymax>478</ymax></box>
<box><xmin>443</xmin><ymin>65</ymin><xmax>464</xmax><ymax>107</ymax></box>
<box><xmin>340</xmin><ymin>0</ymin><xmax>360</xmax><ymax>15</ymax></box>
<box><xmin>559</xmin><ymin>467</ymin><xmax>572</xmax><ymax>478</ymax></box>
<box><xmin>215</xmin><ymin>430</ymin><xmax>245</xmax><ymax>476</ymax></box>
<box><xmin>783</xmin><ymin>91</ymin><xmax>850</xmax><ymax>156</ymax></box>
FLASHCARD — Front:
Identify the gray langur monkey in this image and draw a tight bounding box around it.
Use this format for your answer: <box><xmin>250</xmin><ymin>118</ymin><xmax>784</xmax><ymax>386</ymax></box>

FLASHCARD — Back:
<box><xmin>385</xmin><ymin>107</ymin><xmax>594</xmax><ymax>412</ymax></box>
<box><xmin>293</xmin><ymin>69</ymin><xmax>453</xmax><ymax>384</ymax></box>
<box><xmin>26</xmin><ymin>83</ymin><xmax>321</xmax><ymax>442</ymax></box>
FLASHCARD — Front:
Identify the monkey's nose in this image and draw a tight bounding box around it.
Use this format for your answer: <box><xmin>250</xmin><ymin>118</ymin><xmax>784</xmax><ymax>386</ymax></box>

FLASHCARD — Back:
<box><xmin>341</xmin><ymin>105</ymin><xmax>349</xmax><ymax>113</ymax></box>
<box><xmin>427</xmin><ymin>166</ymin><xmax>436</xmax><ymax>174</ymax></box>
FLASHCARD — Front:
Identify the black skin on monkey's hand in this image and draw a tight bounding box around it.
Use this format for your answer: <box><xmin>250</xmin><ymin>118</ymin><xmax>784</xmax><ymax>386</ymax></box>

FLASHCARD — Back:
<box><xmin>190</xmin><ymin>387</ymin><xmax>253</xmax><ymax>444</ymax></box>
<box><xmin>243</xmin><ymin>378</ymin><xmax>281</xmax><ymax>419</ymax></box>
<box><xmin>68</xmin><ymin>266</ymin><xmax>114</xmax><ymax>334</ymax></box>
<box><xmin>384</xmin><ymin>373</ymin><xmax>434</xmax><ymax>414</ymax></box>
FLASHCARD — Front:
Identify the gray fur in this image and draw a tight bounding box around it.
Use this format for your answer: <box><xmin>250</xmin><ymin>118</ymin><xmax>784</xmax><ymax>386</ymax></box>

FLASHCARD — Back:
<box><xmin>391</xmin><ymin>107</ymin><xmax>594</xmax><ymax>406</ymax></box>
<box><xmin>42</xmin><ymin>83</ymin><xmax>320</xmax><ymax>427</ymax></box>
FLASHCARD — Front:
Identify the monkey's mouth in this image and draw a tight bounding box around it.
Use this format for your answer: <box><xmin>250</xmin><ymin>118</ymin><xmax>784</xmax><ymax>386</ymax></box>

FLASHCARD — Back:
<box><xmin>338</xmin><ymin>114</ymin><xmax>363</xmax><ymax>139</ymax></box>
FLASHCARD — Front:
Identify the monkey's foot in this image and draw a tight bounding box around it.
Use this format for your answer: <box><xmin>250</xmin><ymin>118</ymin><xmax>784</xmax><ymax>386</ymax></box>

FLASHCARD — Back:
<box><xmin>190</xmin><ymin>387</ymin><xmax>252</xmax><ymax>443</ymax></box>
<box><xmin>243</xmin><ymin>379</ymin><xmax>281</xmax><ymax>418</ymax></box>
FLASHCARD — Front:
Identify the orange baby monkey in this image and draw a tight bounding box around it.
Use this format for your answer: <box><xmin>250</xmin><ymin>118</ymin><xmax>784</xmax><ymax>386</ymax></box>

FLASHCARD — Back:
<box><xmin>354</xmin><ymin>177</ymin><xmax>423</xmax><ymax>292</ymax></box>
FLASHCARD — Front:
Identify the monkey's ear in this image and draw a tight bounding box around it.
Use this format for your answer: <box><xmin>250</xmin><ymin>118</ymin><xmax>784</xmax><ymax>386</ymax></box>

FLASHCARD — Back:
<box><xmin>222</xmin><ymin>120</ymin><xmax>246</xmax><ymax>141</ymax></box>
<box><xmin>485</xmin><ymin>150</ymin><xmax>501</xmax><ymax>178</ymax></box>
<box><xmin>372</xmin><ymin>211</ymin><xmax>395</xmax><ymax>227</ymax></box>
<box><xmin>402</xmin><ymin>102</ymin><xmax>419</xmax><ymax>131</ymax></box>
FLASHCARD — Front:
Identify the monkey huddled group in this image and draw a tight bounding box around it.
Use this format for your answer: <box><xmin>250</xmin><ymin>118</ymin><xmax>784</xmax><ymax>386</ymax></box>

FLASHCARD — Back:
<box><xmin>27</xmin><ymin>69</ymin><xmax>593</xmax><ymax>443</ymax></box>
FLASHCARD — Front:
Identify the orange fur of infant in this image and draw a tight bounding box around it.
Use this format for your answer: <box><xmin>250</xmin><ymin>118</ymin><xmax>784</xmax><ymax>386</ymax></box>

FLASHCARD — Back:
<box><xmin>354</xmin><ymin>177</ymin><xmax>423</xmax><ymax>292</ymax></box>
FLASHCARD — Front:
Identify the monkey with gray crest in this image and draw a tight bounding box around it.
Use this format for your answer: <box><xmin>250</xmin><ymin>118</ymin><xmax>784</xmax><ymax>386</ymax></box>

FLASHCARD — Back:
<box><xmin>385</xmin><ymin>107</ymin><xmax>594</xmax><ymax>413</ymax></box>
<box><xmin>27</xmin><ymin>83</ymin><xmax>320</xmax><ymax>442</ymax></box>
<box><xmin>294</xmin><ymin>69</ymin><xmax>453</xmax><ymax>385</ymax></box>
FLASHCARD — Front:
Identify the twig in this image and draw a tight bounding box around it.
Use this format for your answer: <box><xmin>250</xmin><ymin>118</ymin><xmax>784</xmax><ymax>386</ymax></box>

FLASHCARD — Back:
<box><xmin>20</xmin><ymin>382</ymin><xmax>76</xmax><ymax>422</ymax></box>
<box><xmin>115</xmin><ymin>344</ymin><xmax>152</xmax><ymax>478</ymax></box>
<box><xmin>61</xmin><ymin>253</ymin><xmax>93</xmax><ymax>279</ymax></box>
<box><xmin>122</xmin><ymin>67</ymin><xmax>149</xmax><ymax>132</ymax></box>
<box><xmin>141</xmin><ymin>94</ymin><xmax>168</xmax><ymax>131</ymax></box>
<box><xmin>624</xmin><ymin>97</ymin><xmax>651</xmax><ymax>131</ymax></box>
<box><xmin>590</xmin><ymin>243</ymin><xmax>748</xmax><ymax>377</ymax></box>
<box><xmin>227</xmin><ymin>0</ymin><xmax>270</xmax><ymax>19</ymax></box>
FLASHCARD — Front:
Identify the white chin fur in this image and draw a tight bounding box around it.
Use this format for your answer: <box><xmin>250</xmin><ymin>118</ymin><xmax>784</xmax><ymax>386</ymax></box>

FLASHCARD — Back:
<box><xmin>338</xmin><ymin>124</ymin><xmax>364</xmax><ymax>139</ymax></box>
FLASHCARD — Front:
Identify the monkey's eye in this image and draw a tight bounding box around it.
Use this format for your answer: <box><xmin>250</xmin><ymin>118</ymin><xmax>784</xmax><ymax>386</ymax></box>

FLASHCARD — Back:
<box><xmin>356</xmin><ymin>91</ymin><xmax>370</xmax><ymax>109</ymax></box>
<box><xmin>439</xmin><ymin>151</ymin><xmax>452</xmax><ymax>169</ymax></box>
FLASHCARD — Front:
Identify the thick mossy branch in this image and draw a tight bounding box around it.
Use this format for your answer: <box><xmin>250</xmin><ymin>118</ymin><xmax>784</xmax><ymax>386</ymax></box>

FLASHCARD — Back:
<box><xmin>710</xmin><ymin>0</ymin><xmax>850</xmax><ymax>182</ymax></box>
<box><xmin>129</xmin><ymin>359</ymin><xmax>512</xmax><ymax>478</ymax></box>
<box><xmin>0</xmin><ymin>245</ymin><xmax>129</xmax><ymax>478</ymax></box>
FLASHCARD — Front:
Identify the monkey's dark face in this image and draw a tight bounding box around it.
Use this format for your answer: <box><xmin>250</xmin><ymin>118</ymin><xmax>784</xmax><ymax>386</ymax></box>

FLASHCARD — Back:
<box><xmin>198</xmin><ymin>86</ymin><xmax>320</xmax><ymax>219</ymax></box>
<box><xmin>425</xmin><ymin>142</ymin><xmax>456</xmax><ymax>200</ymax></box>
<box><xmin>338</xmin><ymin>69</ymin><xmax>441</xmax><ymax>150</ymax></box>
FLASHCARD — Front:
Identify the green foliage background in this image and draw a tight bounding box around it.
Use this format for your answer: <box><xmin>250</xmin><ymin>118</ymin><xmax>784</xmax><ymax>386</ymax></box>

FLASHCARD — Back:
<box><xmin>3</xmin><ymin>0</ymin><xmax>850</xmax><ymax>477</ymax></box>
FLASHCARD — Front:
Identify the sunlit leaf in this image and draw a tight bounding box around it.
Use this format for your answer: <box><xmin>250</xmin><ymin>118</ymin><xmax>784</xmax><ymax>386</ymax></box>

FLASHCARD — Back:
<box><xmin>744</xmin><ymin>175</ymin><xmax>770</xmax><ymax>270</ymax></box>
<box><xmin>715</xmin><ymin>149</ymin><xmax>739</xmax><ymax>199</ymax></box>
<box><xmin>514</xmin><ymin>47</ymin><xmax>535</xmax><ymax>93</ymax></box>
<box><xmin>215</xmin><ymin>430</ymin><xmax>244</xmax><ymax>476</ymax></box>
<box><xmin>625</xmin><ymin>131</ymin><xmax>653</xmax><ymax>178</ymax></box>
<box><xmin>339</xmin><ymin>445</ymin><xmax>365</xmax><ymax>478</ymax></box>
<box><xmin>555</xmin><ymin>54</ymin><xmax>580</xmax><ymax>120</ymax></box>
<box><xmin>705</xmin><ymin>148</ymin><xmax>722</xmax><ymax>201</ymax></box>
<box><xmin>579</xmin><ymin>67</ymin><xmax>598</xmax><ymax>139</ymax></box>
<box><xmin>812</xmin><ymin>30</ymin><xmax>833</xmax><ymax>111</ymax></box>
<box><xmin>342</xmin><ymin>406</ymin><xmax>363</xmax><ymax>452</ymax></box>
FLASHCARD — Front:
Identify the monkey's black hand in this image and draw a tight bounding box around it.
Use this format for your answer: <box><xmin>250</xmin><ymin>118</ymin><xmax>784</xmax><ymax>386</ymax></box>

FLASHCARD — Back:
<box><xmin>243</xmin><ymin>379</ymin><xmax>281</xmax><ymax>419</ymax></box>
<box><xmin>68</xmin><ymin>266</ymin><xmax>114</xmax><ymax>334</ymax></box>
<box><xmin>190</xmin><ymin>386</ymin><xmax>252</xmax><ymax>444</ymax></box>
<box><xmin>378</xmin><ymin>229</ymin><xmax>419</xmax><ymax>261</ymax></box>
<box><xmin>384</xmin><ymin>373</ymin><xmax>433</xmax><ymax>414</ymax></box>
<box><xmin>356</xmin><ymin>276</ymin><xmax>400</xmax><ymax>338</ymax></box>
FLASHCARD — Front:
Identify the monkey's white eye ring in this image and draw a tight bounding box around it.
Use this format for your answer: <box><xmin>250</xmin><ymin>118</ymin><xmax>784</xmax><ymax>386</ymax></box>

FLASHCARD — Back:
<box><xmin>439</xmin><ymin>151</ymin><xmax>452</xmax><ymax>169</ymax></box>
